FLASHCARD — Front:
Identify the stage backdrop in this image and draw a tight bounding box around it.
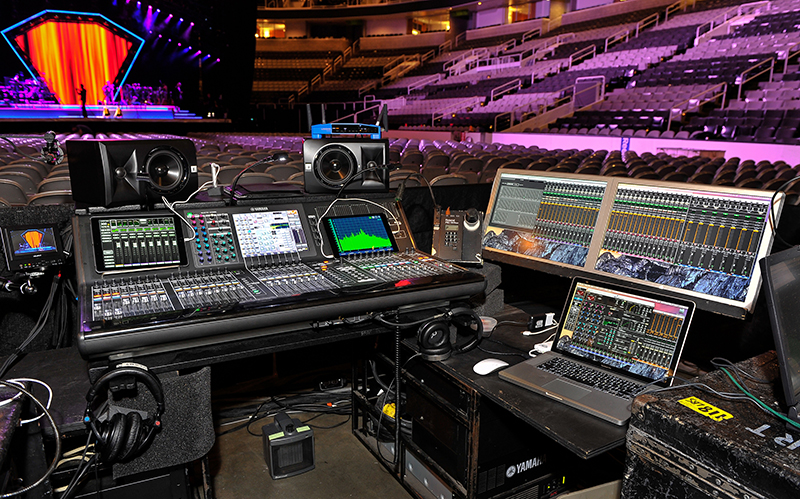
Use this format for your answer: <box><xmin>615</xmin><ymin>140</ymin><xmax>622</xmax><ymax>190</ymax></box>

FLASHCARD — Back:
<box><xmin>3</xmin><ymin>10</ymin><xmax>142</xmax><ymax>106</ymax></box>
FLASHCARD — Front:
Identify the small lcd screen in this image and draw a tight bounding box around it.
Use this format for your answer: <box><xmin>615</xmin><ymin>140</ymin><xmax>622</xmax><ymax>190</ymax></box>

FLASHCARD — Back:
<box><xmin>324</xmin><ymin>214</ymin><xmax>397</xmax><ymax>257</ymax></box>
<box><xmin>2</xmin><ymin>225</ymin><xmax>62</xmax><ymax>270</ymax></box>
<box><xmin>8</xmin><ymin>227</ymin><xmax>59</xmax><ymax>257</ymax></box>
<box><xmin>232</xmin><ymin>210</ymin><xmax>309</xmax><ymax>257</ymax></box>
<box><xmin>91</xmin><ymin>216</ymin><xmax>187</xmax><ymax>271</ymax></box>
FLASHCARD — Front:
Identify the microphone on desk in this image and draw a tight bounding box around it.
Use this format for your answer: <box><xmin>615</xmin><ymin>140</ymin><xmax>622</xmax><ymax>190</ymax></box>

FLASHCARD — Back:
<box><xmin>228</xmin><ymin>152</ymin><xmax>290</xmax><ymax>203</ymax></box>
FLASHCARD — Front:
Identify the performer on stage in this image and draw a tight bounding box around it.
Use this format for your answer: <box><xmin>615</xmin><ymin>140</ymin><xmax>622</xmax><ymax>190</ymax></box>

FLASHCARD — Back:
<box><xmin>77</xmin><ymin>83</ymin><xmax>88</xmax><ymax>118</ymax></box>
<box><xmin>102</xmin><ymin>80</ymin><xmax>115</xmax><ymax>104</ymax></box>
<box><xmin>173</xmin><ymin>82</ymin><xmax>183</xmax><ymax>108</ymax></box>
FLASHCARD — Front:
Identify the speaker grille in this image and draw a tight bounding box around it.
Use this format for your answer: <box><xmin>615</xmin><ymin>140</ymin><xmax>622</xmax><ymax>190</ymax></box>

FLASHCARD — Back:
<box><xmin>145</xmin><ymin>147</ymin><xmax>187</xmax><ymax>194</ymax></box>
<box><xmin>315</xmin><ymin>144</ymin><xmax>357</xmax><ymax>187</ymax></box>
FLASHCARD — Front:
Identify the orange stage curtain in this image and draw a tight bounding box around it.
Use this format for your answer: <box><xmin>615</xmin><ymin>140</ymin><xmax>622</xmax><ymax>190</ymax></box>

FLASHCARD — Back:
<box><xmin>15</xmin><ymin>20</ymin><xmax>132</xmax><ymax>105</ymax></box>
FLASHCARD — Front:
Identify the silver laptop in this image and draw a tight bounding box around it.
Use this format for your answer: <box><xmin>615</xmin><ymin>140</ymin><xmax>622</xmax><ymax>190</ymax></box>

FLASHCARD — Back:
<box><xmin>499</xmin><ymin>278</ymin><xmax>695</xmax><ymax>425</ymax></box>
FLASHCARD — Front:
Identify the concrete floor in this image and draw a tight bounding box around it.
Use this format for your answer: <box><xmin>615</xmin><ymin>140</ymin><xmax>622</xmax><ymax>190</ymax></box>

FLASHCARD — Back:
<box><xmin>205</xmin><ymin>340</ymin><xmax>412</xmax><ymax>499</ymax></box>
<box><xmin>209</xmin><ymin>412</ymin><xmax>411</xmax><ymax>499</ymax></box>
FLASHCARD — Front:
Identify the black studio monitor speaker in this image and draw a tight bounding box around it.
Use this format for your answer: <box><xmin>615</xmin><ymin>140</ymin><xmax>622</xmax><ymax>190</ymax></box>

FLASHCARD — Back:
<box><xmin>303</xmin><ymin>138</ymin><xmax>389</xmax><ymax>194</ymax></box>
<box><xmin>67</xmin><ymin>139</ymin><xmax>198</xmax><ymax>208</ymax></box>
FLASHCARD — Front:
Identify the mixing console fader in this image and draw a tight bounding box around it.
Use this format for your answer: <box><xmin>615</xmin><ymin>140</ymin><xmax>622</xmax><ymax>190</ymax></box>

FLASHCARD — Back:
<box><xmin>73</xmin><ymin>198</ymin><xmax>486</xmax><ymax>360</ymax></box>
<box><xmin>533</xmin><ymin>180</ymin><xmax>605</xmax><ymax>249</ymax></box>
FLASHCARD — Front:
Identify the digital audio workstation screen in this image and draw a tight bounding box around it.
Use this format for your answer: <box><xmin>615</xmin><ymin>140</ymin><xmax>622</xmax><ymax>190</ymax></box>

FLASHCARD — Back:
<box><xmin>324</xmin><ymin>214</ymin><xmax>397</xmax><ymax>257</ymax></box>
<box><xmin>483</xmin><ymin>172</ymin><xmax>607</xmax><ymax>268</ymax></box>
<box><xmin>92</xmin><ymin>216</ymin><xmax>187</xmax><ymax>271</ymax></box>
<box><xmin>232</xmin><ymin>210</ymin><xmax>309</xmax><ymax>257</ymax></box>
<box><xmin>558</xmin><ymin>281</ymin><xmax>693</xmax><ymax>382</ymax></box>
<box><xmin>595</xmin><ymin>184</ymin><xmax>772</xmax><ymax>303</ymax></box>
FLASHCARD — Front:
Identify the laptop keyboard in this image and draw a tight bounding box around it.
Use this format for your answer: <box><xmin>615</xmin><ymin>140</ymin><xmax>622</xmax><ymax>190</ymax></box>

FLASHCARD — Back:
<box><xmin>538</xmin><ymin>357</ymin><xmax>643</xmax><ymax>399</ymax></box>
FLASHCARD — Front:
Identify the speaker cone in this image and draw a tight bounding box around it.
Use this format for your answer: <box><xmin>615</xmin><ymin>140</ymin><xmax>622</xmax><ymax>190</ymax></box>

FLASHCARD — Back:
<box><xmin>145</xmin><ymin>147</ymin><xmax>187</xmax><ymax>194</ymax></box>
<box><xmin>316</xmin><ymin>144</ymin><xmax>356</xmax><ymax>186</ymax></box>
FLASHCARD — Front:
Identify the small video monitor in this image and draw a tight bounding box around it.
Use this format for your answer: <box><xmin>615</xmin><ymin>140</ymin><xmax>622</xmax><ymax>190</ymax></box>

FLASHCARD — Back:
<box><xmin>2</xmin><ymin>224</ymin><xmax>64</xmax><ymax>271</ymax></box>
<box><xmin>323</xmin><ymin>214</ymin><xmax>397</xmax><ymax>257</ymax></box>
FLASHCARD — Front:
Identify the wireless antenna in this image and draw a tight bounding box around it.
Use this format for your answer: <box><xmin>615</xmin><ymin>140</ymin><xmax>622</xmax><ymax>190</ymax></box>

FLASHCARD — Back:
<box><xmin>376</xmin><ymin>104</ymin><xmax>389</xmax><ymax>132</ymax></box>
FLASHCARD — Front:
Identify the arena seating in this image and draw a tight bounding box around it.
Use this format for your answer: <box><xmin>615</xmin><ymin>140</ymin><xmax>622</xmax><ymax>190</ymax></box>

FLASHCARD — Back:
<box><xmin>252</xmin><ymin>50</ymin><xmax>342</xmax><ymax>102</ymax></box>
<box><xmin>3</xmin><ymin>129</ymin><xmax>795</xmax><ymax>208</ymax></box>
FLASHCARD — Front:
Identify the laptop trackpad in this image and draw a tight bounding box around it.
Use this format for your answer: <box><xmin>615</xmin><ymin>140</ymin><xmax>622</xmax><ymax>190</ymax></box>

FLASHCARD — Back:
<box><xmin>543</xmin><ymin>379</ymin><xmax>591</xmax><ymax>400</ymax></box>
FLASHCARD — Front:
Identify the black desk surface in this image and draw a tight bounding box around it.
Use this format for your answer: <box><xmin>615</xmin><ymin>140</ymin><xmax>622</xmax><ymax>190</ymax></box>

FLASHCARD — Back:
<box><xmin>5</xmin><ymin>347</ymin><xmax>92</xmax><ymax>436</ymax></box>
<box><xmin>407</xmin><ymin>304</ymin><xmax>628</xmax><ymax>459</ymax></box>
<box><xmin>3</xmin><ymin>320</ymin><xmax>393</xmax><ymax>435</ymax></box>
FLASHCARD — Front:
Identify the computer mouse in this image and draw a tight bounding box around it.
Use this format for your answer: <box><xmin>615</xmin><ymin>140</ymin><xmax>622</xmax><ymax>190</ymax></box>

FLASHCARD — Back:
<box><xmin>473</xmin><ymin>358</ymin><xmax>509</xmax><ymax>375</ymax></box>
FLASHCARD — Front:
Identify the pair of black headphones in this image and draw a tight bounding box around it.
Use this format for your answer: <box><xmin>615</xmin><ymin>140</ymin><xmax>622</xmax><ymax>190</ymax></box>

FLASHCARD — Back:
<box><xmin>417</xmin><ymin>307</ymin><xmax>483</xmax><ymax>361</ymax></box>
<box><xmin>84</xmin><ymin>366</ymin><xmax>165</xmax><ymax>464</ymax></box>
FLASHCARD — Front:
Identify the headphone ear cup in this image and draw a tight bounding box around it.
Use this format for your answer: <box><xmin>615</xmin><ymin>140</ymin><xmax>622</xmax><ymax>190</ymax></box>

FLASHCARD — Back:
<box><xmin>85</xmin><ymin>366</ymin><xmax>166</xmax><ymax>465</ymax></box>
<box><xmin>103</xmin><ymin>412</ymin><xmax>128</xmax><ymax>464</ymax></box>
<box><xmin>118</xmin><ymin>411</ymin><xmax>143</xmax><ymax>462</ymax></box>
<box><xmin>450</xmin><ymin>308</ymin><xmax>483</xmax><ymax>354</ymax></box>
<box><xmin>417</xmin><ymin>320</ymin><xmax>452</xmax><ymax>361</ymax></box>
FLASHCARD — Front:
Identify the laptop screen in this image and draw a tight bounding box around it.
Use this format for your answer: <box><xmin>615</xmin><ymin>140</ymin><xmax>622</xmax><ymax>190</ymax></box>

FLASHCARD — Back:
<box><xmin>760</xmin><ymin>246</ymin><xmax>800</xmax><ymax>418</ymax></box>
<box><xmin>554</xmin><ymin>279</ymin><xmax>695</xmax><ymax>384</ymax></box>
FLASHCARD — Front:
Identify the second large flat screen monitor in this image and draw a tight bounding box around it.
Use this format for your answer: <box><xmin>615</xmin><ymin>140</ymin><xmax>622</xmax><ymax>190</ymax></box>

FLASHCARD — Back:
<box><xmin>483</xmin><ymin>169</ymin><xmax>784</xmax><ymax>318</ymax></box>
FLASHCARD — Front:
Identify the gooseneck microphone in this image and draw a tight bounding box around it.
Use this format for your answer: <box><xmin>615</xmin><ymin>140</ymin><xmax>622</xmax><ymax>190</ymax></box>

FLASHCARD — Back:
<box><xmin>41</xmin><ymin>131</ymin><xmax>65</xmax><ymax>165</ymax></box>
<box><xmin>0</xmin><ymin>130</ymin><xmax>64</xmax><ymax>165</ymax></box>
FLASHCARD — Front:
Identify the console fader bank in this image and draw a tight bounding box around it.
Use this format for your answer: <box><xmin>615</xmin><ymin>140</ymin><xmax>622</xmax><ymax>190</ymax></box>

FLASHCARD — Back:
<box><xmin>72</xmin><ymin>197</ymin><xmax>486</xmax><ymax>361</ymax></box>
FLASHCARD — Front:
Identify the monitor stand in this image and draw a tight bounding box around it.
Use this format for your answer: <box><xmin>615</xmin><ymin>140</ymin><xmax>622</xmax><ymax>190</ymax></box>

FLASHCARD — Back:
<box><xmin>788</xmin><ymin>405</ymin><xmax>800</xmax><ymax>427</ymax></box>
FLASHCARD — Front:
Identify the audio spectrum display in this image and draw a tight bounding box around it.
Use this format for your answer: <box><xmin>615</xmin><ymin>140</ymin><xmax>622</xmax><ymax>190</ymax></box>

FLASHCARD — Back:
<box><xmin>483</xmin><ymin>173</ymin><xmax>607</xmax><ymax>268</ymax></box>
<box><xmin>483</xmin><ymin>169</ymin><xmax>785</xmax><ymax>317</ymax></box>
<box><xmin>72</xmin><ymin>200</ymin><xmax>486</xmax><ymax>359</ymax></box>
<box><xmin>324</xmin><ymin>214</ymin><xmax>397</xmax><ymax>257</ymax></box>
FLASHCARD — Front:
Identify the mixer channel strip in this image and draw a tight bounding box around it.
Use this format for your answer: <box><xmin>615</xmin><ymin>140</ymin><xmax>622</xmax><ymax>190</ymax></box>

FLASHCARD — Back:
<box><xmin>352</xmin><ymin>253</ymin><xmax>461</xmax><ymax>279</ymax></box>
<box><xmin>169</xmin><ymin>272</ymin><xmax>257</xmax><ymax>309</ymax></box>
<box><xmin>249</xmin><ymin>263</ymin><xmax>338</xmax><ymax>297</ymax></box>
<box><xmin>91</xmin><ymin>280</ymin><xmax>174</xmax><ymax>322</ymax></box>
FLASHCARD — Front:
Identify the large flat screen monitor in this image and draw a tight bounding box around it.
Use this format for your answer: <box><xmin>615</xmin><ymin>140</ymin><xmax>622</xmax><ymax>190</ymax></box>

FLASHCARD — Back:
<box><xmin>483</xmin><ymin>169</ymin><xmax>784</xmax><ymax>319</ymax></box>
